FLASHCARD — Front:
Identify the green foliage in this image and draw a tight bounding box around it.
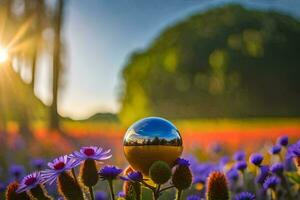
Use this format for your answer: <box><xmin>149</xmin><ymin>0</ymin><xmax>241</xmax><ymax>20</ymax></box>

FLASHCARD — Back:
<box><xmin>149</xmin><ymin>161</ymin><xmax>172</xmax><ymax>184</ymax></box>
<box><xmin>119</xmin><ymin>4</ymin><xmax>300</xmax><ymax>125</ymax></box>
<box><xmin>286</xmin><ymin>172</ymin><xmax>300</xmax><ymax>185</ymax></box>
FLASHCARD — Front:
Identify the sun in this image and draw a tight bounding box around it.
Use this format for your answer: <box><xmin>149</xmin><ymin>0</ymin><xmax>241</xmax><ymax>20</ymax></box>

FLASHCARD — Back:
<box><xmin>0</xmin><ymin>46</ymin><xmax>8</xmax><ymax>63</ymax></box>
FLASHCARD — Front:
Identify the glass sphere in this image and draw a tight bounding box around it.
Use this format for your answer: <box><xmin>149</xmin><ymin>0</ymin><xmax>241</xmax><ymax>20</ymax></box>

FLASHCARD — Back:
<box><xmin>123</xmin><ymin>117</ymin><xmax>183</xmax><ymax>176</ymax></box>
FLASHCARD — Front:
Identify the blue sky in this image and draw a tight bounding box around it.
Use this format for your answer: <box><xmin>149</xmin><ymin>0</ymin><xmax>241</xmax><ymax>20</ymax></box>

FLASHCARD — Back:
<box><xmin>35</xmin><ymin>0</ymin><xmax>300</xmax><ymax>120</ymax></box>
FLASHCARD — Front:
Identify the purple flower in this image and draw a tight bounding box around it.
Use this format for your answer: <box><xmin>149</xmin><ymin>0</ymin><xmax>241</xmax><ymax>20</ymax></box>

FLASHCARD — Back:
<box><xmin>211</xmin><ymin>143</ymin><xmax>222</xmax><ymax>153</ymax></box>
<box><xmin>41</xmin><ymin>155</ymin><xmax>79</xmax><ymax>185</ymax></box>
<box><xmin>16</xmin><ymin>172</ymin><xmax>42</xmax><ymax>193</ymax></box>
<box><xmin>269</xmin><ymin>145</ymin><xmax>281</xmax><ymax>155</ymax></box>
<box><xmin>121</xmin><ymin>171</ymin><xmax>143</xmax><ymax>182</ymax></box>
<box><xmin>235</xmin><ymin>161</ymin><xmax>247</xmax><ymax>171</ymax></box>
<box><xmin>117</xmin><ymin>191</ymin><xmax>126</xmax><ymax>198</ymax></box>
<box><xmin>187</xmin><ymin>195</ymin><xmax>201</xmax><ymax>200</ymax></box>
<box><xmin>219</xmin><ymin>156</ymin><xmax>230</xmax><ymax>168</ymax></box>
<box><xmin>95</xmin><ymin>191</ymin><xmax>108</xmax><ymax>200</ymax></box>
<box><xmin>256</xmin><ymin>165</ymin><xmax>270</xmax><ymax>184</ymax></box>
<box><xmin>287</xmin><ymin>140</ymin><xmax>300</xmax><ymax>167</ymax></box>
<box><xmin>9</xmin><ymin>165</ymin><xmax>25</xmax><ymax>180</ymax></box>
<box><xmin>235</xmin><ymin>192</ymin><xmax>255</xmax><ymax>200</ymax></box>
<box><xmin>277</xmin><ymin>136</ymin><xmax>288</xmax><ymax>146</ymax></box>
<box><xmin>99</xmin><ymin>165</ymin><xmax>122</xmax><ymax>180</ymax></box>
<box><xmin>0</xmin><ymin>182</ymin><xmax>6</xmax><ymax>192</ymax></box>
<box><xmin>263</xmin><ymin>176</ymin><xmax>280</xmax><ymax>190</ymax></box>
<box><xmin>30</xmin><ymin>158</ymin><xmax>45</xmax><ymax>170</ymax></box>
<box><xmin>70</xmin><ymin>146</ymin><xmax>112</xmax><ymax>163</ymax></box>
<box><xmin>233</xmin><ymin>151</ymin><xmax>246</xmax><ymax>161</ymax></box>
<box><xmin>249</xmin><ymin>153</ymin><xmax>263</xmax><ymax>166</ymax></box>
<box><xmin>226</xmin><ymin>168</ymin><xmax>239</xmax><ymax>182</ymax></box>
<box><xmin>270</xmin><ymin>163</ymin><xmax>284</xmax><ymax>175</ymax></box>
<box><xmin>175</xmin><ymin>158</ymin><xmax>190</xmax><ymax>166</ymax></box>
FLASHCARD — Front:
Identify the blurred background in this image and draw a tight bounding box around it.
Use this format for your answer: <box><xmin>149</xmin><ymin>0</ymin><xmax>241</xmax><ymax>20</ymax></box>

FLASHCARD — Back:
<box><xmin>0</xmin><ymin>0</ymin><xmax>300</xmax><ymax>194</ymax></box>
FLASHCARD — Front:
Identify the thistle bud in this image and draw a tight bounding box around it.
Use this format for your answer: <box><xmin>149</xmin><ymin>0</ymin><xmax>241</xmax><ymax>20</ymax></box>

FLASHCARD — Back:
<box><xmin>57</xmin><ymin>172</ymin><xmax>84</xmax><ymax>200</ymax></box>
<box><xmin>5</xmin><ymin>182</ymin><xmax>30</xmax><ymax>200</ymax></box>
<box><xmin>30</xmin><ymin>184</ymin><xmax>53</xmax><ymax>200</ymax></box>
<box><xmin>80</xmin><ymin>158</ymin><xmax>99</xmax><ymax>187</ymax></box>
<box><xmin>149</xmin><ymin>161</ymin><xmax>171</xmax><ymax>185</ymax></box>
<box><xmin>206</xmin><ymin>171</ymin><xmax>230</xmax><ymax>200</ymax></box>
<box><xmin>172</xmin><ymin>162</ymin><xmax>192</xmax><ymax>190</ymax></box>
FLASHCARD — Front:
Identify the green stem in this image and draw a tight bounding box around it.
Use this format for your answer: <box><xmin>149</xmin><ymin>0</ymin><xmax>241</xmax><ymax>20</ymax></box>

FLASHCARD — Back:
<box><xmin>71</xmin><ymin>168</ymin><xmax>79</xmax><ymax>185</ymax></box>
<box><xmin>271</xmin><ymin>189</ymin><xmax>277</xmax><ymax>200</ymax></box>
<box><xmin>108</xmin><ymin>180</ymin><xmax>115</xmax><ymax>200</ymax></box>
<box><xmin>89</xmin><ymin>186</ymin><xmax>95</xmax><ymax>200</ymax></box>
<box><xmin>141</xmin><ymin>180</ymin><xmax>156</xmax><ymax>190</ymax></box>
<box><xmin>176</xmin><ymin>189</ymin><xmax>182</xmax><ymax>200</ymax></box>
<box><xmin>159</xmin><ymin>185</ymin><xmax>175</xmax><ymax>193</ymax></box>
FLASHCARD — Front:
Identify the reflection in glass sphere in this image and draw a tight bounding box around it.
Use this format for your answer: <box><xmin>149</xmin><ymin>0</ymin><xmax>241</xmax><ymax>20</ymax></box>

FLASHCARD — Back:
<box><xmin>123</xmin><ymin>117</ymin><xmax>183</xmax><ymax>176</ymax></box>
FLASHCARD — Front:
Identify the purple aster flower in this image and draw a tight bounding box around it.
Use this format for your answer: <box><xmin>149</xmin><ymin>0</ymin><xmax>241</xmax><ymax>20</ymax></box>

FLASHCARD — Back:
<box><xmin>269</xmin><ymin>145</ymin><xmax>281</xmax><ymax>155</ymax></box>
<box><xmin>41</xmin><ymin>155</ymin><xmax>79</xmax><ymax>185</ymax></box>
<box><xmin>287</xmin><ymin>140</ymin><xmax>300</xmax><ymax>167</ymax></box>
<box><xmin>270</xmin><ymin>163</ymin><xmax>284</xmax><ymax>175</ymax></box>
<box><xmin>211</xmin><ymin>143</ymin><xmax>222</xmax><ymax>154</ymax></box>
<box><xmin>9</xmin><ymin>164</ymin><xmax>25</xmax><ymax>180</ymax></box>
<box><xmin>256</xmin><ymin>165</ymin><xmax>270</xmax><ymax>184</ymax></box>
<box><xmin>249</xmin><ymin>153</ymin><xmax>264</xmax><ymax>166</ymax></box>
<box><xmin>226</xmin><ymin>168</ymin><xmax>239</xmax><ymax>182</ymax></box>
<box><xmin>233</xmin><ymin>151</ymin><xmax>246</xmax><ymax>161</ymax></box>
<box><xmin>70</xmin><ymin>146</ymin><xmax>112</xmax><ymax>163</ymax></box>
<box><xmin>263</xmin><ymin>176</ymin><xmax>280</xmax><ymax>190</ymax></box>
<box><xmin>16</xmin><ymin>172</ymin><xmax>42</xmax><ymax>193</ymax></box>
<box><xmin>219</xmin><ymin>156</ymin><xmax>230</xmax><ymax>168</ymax></box>
<box><xmin>95</xmin><ymin>191</ymin><xmax>108</xmax><ymax>200</ymax></box>
<box><xmin>121</xmin><ymin>171</ymin><xmax>144</xmax><ymax>182</ymax></box>
<box><xmin>0</xmin><ymin>182</ymin><xmax>6</xmax><ymax>193</ymax></box>
<box><xmin>30</xmin><ymin>158</ymin><xmax>45</xmax><ymax>170</ymax></box>
<box><xmin>117</xmin><ymin>191</ymin><xmax>126</xmax><ymax>198</ymax></box>
<box><xmin>99</xmin><ymin>165</ymin><xmax>122</xmax><ymax>180</ymax></box>
<box><xmin>187</xmin><ymin>195</ymin><xmax>201</xmax><ymax>200</ymax></box>
<box><xmin>277</xmin><ymin>136</ymin><xmax>288</xmax><ymax>146</ymax></box>
<box><xmin>235</xmin><ymin>161</ymin><xmax>247</xmax><ymax>171</ymax></box>
<box><xmin>175</xmin><ymin>158</ymin><xmax>190</xmax><ymax>166</ymax></box>
<box><xmin>235</xmin><ymin>192</ymin><xmax>255</xmax><ymax>200</ymax></box>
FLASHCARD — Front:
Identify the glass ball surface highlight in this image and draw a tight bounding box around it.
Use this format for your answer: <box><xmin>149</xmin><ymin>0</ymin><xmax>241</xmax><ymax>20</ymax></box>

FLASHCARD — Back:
<box><xmin>123</xmin><ymin>117</ymin><xmax>183</xmax><ymax>176</ymax></box>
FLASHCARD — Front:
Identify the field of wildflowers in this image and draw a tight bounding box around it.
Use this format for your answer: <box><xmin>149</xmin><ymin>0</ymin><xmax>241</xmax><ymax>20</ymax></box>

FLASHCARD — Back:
<box><xmin>0</xmin><ymin>119</ymin><xmax>299</xmax><ymax>200</ymax></box>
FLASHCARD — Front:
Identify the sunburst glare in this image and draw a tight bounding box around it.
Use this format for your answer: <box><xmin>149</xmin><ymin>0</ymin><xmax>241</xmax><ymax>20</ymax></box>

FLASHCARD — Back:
<box><xmin>0</xmin><ymin>46</ymin><xmax>8</xmax><ymax>63</ymax></box>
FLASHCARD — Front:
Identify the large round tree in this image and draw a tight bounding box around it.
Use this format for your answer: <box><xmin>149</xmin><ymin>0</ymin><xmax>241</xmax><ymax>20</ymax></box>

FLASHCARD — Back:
<box><xmin>119</xmin><ymin>4</ymin><xmax>300</xmax><ymax>124</ymax></box>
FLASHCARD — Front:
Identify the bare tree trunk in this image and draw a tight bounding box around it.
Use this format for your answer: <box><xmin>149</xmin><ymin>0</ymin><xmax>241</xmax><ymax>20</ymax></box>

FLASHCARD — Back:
<box><xmin>50</xmin><ymin>0</ymin><xmax>64</xmax><ymax>130</ymax></box>
<box><xmin>30</xmin><ymin>0</ymin><xmax>44</xmax><ymax>90</ymax></box>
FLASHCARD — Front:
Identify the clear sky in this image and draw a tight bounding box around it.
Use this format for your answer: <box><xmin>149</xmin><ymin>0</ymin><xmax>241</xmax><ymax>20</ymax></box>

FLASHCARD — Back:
<box><xmin>35</xmin><ymin>0</ymin><xmax>300</xmax><ymax>120</ymax></box>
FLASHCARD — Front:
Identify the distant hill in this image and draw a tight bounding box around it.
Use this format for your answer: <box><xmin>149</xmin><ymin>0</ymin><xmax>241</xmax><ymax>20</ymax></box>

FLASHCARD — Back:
<box><xmin>119</xmin><ymin>4</ymin><xmax>300</xmax><ymax>125</ymax></box>
<box><xmin>84</xmin><ymin>112</ymin><xmax>118</xmax><ymax>122</ymax></box>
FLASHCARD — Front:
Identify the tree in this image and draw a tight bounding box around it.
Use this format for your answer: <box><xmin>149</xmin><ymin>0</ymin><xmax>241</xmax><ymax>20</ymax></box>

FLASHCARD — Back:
<box><xmin>50</xmin><ymin>0</ymin><xmax>65</xmax><ymax>130</ymax></box>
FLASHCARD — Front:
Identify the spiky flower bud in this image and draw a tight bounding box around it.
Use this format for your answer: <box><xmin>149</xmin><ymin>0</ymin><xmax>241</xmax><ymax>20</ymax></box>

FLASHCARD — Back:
<box><xmin>5</xmin><ymin>182</ymin><xmax>30</xmax><ymax>200</ymax></box>
<box><xmin>172</xmin><ymin>162</ymin><xmax>192</xmax><ymax>190</ymax></box>
<box><xmin>57</xmin><ymin>172</ymin><xmax>84</xmax><ymax>200</ymax></box>
<box><xmin>206</xmin><ymin>171</ymin><xmax>230</xmax><ymax>200</ymax></box>
<box><xmin>30</xmin><ymin>184</ymin><xmax>52</xmax><ymax>200</ymax></box>
<box><xmin>149</xmin><ymin>161</ymin><xmax>172</xmax><ymax>185</ymax></box>
<box><xmin>80</xmin><ymin>158</ymin><xmax>98</xmax><ymax>187</ymax></box>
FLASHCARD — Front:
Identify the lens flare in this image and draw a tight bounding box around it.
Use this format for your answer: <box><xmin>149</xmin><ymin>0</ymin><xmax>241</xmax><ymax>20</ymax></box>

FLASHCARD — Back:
<box><xmin>0</xmin><ymin>46</ymin><xmax>8</xmax><ymax>63</ymax></box>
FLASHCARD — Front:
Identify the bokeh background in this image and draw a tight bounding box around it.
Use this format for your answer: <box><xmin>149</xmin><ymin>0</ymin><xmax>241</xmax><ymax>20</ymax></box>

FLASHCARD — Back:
<box><xmin>0</xmin><ymin>0</ymin><xmax>300</xmax><ymax>197</ymax></box>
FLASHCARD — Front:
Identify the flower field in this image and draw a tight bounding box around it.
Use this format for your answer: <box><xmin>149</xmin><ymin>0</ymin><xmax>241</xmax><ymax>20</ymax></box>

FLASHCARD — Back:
<box><xmin>0</xmin><ymin>118</ymin><xmax>299</xmax><ymax>200</ymax></box>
